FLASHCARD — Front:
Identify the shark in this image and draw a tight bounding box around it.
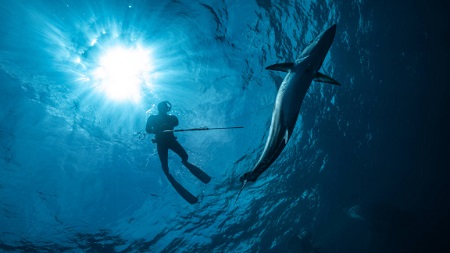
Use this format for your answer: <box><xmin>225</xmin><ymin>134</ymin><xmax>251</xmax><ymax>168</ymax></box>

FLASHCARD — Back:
<box><xmin>238</xmin><ymin>24</ymin><xmax>341</xmax><ymax>199</ymax></box>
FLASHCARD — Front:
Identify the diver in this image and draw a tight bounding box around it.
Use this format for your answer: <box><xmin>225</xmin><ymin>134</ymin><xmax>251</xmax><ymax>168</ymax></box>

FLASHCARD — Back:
<box><xmin>146</xmin><ymin>101</ymin><xmax>211</xmax><ymax>204</ymax></box>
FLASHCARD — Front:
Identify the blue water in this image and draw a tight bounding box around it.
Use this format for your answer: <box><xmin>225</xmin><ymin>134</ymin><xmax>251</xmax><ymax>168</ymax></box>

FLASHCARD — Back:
<box><xmin>1</xmin><ymin>0</ymin><xmax>449</xmax><ymax>252</ymax></box>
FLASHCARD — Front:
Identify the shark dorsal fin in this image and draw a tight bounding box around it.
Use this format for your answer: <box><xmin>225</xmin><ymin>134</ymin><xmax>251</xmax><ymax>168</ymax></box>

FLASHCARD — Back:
<box><xmin>265</xmin><ymin>63</ymin><xmax>295</xmax><ymax>73</ymax></box>
<box><xmin>314</xmin><ymin>72</ymin><xmax>341</xmax><ymax>86</ymax></box>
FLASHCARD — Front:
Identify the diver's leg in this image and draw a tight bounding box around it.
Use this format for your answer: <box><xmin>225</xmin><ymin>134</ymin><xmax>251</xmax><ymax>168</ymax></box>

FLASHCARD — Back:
<box><xmin>170</xmin><ymin>140</ymin><xmax>211</xmax><ymax>184</ymax></box>
<box><xmin>157</xmin><ymin>143</ymin><xmax>198</xmax><ymax>204</ymax></box>
<box><xmin>157</xmin><ymin>144</ymin><xmax>169</xmax><ymax>174</ymax></box>
<box><xmin>169</xmin><ymin>140</ymin><xmax>189</xmax><ymax>163</ymax></box>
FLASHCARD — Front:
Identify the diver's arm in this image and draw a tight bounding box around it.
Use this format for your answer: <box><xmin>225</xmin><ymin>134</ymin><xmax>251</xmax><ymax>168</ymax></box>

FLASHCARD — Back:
<box><xmin>146</xmin><ymin>116</ymin><xmax>156</xmax><ymax>134</ymax></box>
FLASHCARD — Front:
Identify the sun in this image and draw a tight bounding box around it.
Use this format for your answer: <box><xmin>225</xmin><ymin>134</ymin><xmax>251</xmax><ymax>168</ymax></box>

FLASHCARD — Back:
<box><xmin>91</xmin><ymin>45</ymin><xmax>153</xmax><ymax>102</ymax></box>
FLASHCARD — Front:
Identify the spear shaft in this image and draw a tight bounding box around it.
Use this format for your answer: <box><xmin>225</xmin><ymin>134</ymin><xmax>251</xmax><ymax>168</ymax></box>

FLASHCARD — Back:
<box><xmin>163</xmin><ymin>126</ymin><xmax>243</xmax><ymax>133</ymax></box>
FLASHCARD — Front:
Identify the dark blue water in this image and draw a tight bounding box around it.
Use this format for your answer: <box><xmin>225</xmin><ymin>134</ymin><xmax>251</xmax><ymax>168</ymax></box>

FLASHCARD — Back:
<box><xmin>1</xmin><ymin>0</ymin><xmax>449</xmax><ymax>252</ymax></box>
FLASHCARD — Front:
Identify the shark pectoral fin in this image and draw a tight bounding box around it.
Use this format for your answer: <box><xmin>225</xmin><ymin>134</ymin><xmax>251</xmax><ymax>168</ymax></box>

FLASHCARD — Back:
<box><xmin>314</xmin><ymin>72</ymin><xmax>341</xmax><ymax>86</ymax></box>
<box><xmin>265</xmin><ymin>63</ymin><xmax>295</xmax><ymax>72</ymax></box>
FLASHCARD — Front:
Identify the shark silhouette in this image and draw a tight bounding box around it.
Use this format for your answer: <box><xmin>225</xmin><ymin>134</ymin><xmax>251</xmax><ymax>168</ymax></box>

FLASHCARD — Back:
<box><xmin>238</xmin><ymin>24</ymin><xmax>340</xmax><ymax>198</ymax></box>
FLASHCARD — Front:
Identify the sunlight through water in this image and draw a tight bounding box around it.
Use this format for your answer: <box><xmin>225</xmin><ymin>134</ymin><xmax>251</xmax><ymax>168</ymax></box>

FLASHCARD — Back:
<box><xmin>91</xmin><ymin>45</ymin><xmax>153</xmax><ymax>102</ymax></box>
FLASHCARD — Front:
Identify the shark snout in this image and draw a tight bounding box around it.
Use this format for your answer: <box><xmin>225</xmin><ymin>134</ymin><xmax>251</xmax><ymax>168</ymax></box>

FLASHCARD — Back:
<box><xmin>316</xmin><ymin>24</ymin><xmax>336</xmax><ymax>52</ymax></box>
<box><xmin>298</xmin><ymin>24</ymin><xmax>337</xmax><ymax>62</ymax></box>
<box><xmin>301</xmin><ymin>24</ymin><xmax>337</xmax><ymax>65</ymax></box>
<box><xmin>321</xmin><ymin>24</ymin><xmax>336</xmax><ymax>44</ymax></box>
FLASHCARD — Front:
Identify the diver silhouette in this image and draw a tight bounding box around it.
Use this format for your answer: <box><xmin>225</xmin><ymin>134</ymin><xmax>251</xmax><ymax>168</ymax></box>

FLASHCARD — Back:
<box><xmin>146</xmin><ymin>101</ymin><xmax>210</xmax><ymax>204</ymax></box>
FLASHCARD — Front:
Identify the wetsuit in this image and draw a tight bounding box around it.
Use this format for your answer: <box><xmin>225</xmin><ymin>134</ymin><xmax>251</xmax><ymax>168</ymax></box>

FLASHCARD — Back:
<box><xmin>146</xmin><ymin>114</ymin><xmax>188</xmax><ymax>173</ymax></box>
<box><xmin>145</xmin><ymin>111</ymin><xmax>210</xmax><ymax>204</ymax></box>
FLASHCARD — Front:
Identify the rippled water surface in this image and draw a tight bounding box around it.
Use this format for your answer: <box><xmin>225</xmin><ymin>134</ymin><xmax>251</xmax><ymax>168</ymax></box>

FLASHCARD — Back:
<box><xmin>1</xmin><ymin>0</ymin><xmax>449</xmax><ymax>252</ymax></box>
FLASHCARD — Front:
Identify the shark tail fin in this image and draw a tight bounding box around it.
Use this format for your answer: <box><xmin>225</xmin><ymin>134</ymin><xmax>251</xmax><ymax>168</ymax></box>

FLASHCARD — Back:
<box><xmin>234</xmin><ymin>180</ymin><xmax>247</xmax><ymax>205</ymax></box>
<box><xmin>265</xmin><ymin>63</ymin><xmax>295</xmax><ymax>72</ymax></box>
<box><xmin>284</xmin><ymin>129</ymin><xmax>289</xmax><ymax>145</ymax></box>
<box><xmin>314</xmin><ymin>72</ymin><xmax>341</xmax><ymax>86</ymax></box>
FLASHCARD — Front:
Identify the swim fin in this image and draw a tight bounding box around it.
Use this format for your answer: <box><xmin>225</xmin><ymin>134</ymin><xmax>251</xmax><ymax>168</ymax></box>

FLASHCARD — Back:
<box><xmin>164</xmin><ymin>172</ymin><xmax>198</xmax><ymax>204</ymax></box>
<box><xmin>183</xmin><ymin>161</ymin><xmax>211</xmax><ymax>184</ymax></box>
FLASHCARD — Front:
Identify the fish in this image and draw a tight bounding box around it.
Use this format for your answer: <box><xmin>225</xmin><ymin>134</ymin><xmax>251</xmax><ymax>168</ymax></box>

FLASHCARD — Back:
<box><xmin>238</xmin><ymin>24</ymin><xmax>341</xmax><ymax>199</ymax></box>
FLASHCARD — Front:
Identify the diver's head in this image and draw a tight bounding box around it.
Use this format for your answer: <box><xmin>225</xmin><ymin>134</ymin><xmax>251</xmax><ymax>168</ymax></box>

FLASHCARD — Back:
<box><xmin>157</xmin><ymin>101</ymin><xmax>172</xmax><ymax>114</ymax></box>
